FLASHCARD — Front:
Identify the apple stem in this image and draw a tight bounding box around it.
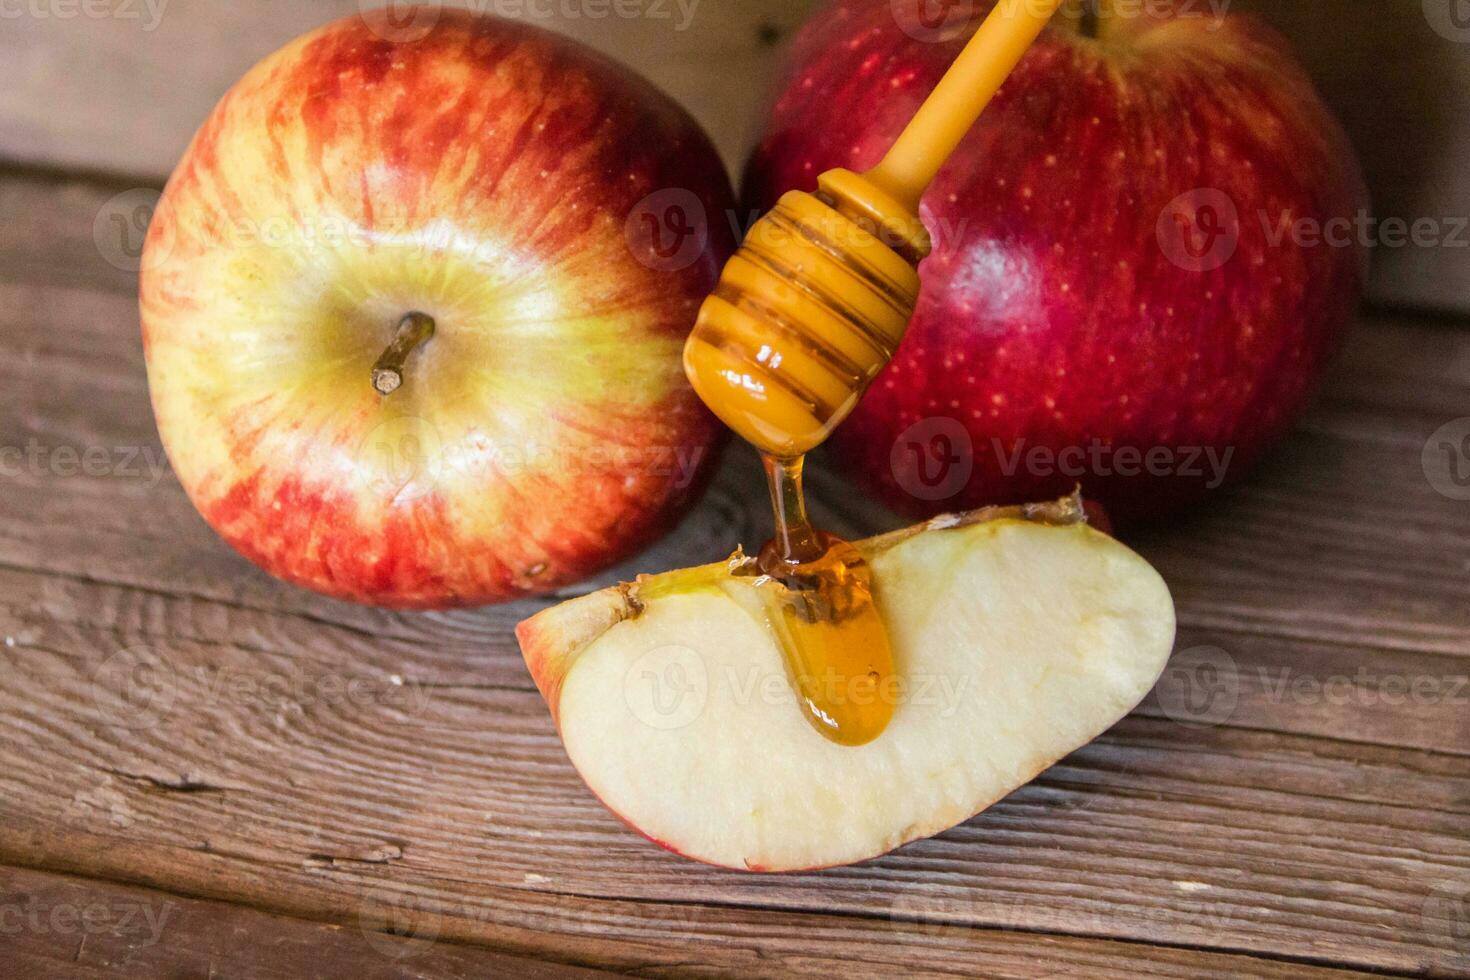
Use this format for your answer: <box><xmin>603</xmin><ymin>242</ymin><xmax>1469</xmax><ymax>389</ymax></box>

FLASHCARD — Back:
<box><xmin>372</xmin><ymin>312</ymin><xmax>436</xmax><ymax>396</ymax></box>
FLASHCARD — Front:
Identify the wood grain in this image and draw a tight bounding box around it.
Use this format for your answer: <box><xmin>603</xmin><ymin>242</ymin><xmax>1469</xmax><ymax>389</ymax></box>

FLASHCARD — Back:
<box><xmin>0</xmin><ymin>866</ymin><xmax>1379</xmax><ymax>980</ymax></box>
<box><xmin>0</xmin><ymin>167</ymin><xmax>1467</xmax><ymax>975</ymax></box>
<box><xmin>1</xmin><ymin>0</ymin><xmax>1468</xmax><ymax>314</ymax></box>
<box><xmin>0</xmin><ymin>864</ymin><xmax>619</xmax><ymax>978</ymax></box>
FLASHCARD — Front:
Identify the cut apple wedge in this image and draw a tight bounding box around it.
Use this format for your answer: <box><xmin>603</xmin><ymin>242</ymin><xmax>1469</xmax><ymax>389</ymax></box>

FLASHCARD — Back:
<box><xmin>516</xmin><ymin>496</ymin><xmax>1176</xmax><ymax>872</ymax></box>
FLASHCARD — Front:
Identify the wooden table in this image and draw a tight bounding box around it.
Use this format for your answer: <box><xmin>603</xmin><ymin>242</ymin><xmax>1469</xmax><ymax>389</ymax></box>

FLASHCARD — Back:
<box><xmin>0</xmin><ymin>163</ymin><xmax>1467</xmax><ymax>977</ymax></box>
<box><xmin>1</xmin><ymin>4</ymin><xmax>1469</xmax><ymax>977</ymax></box>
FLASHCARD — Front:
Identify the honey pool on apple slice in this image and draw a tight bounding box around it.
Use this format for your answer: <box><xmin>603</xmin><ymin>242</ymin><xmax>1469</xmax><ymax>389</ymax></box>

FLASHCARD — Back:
<box><xmin>745</xmin><ymin>454</ymin><xmax>896</xmax><ymax>747</ymax></box>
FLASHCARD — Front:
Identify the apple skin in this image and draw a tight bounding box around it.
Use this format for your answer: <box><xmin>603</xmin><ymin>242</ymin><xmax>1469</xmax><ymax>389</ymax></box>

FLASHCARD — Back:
<box><xmin>745</xmin><ymin>0</ymin><xmax>1368</xmax><ymax>524</ymax></box>
<box><xmin>140</xmin><ymin>11</ymin><xmax>735</xmax><ymax>607</ymax></box>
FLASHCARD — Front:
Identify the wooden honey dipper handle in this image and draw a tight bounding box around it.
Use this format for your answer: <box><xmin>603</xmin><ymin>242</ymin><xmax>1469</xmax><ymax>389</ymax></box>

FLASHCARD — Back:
<box><xmin>869</xmin><ymin>0</ymin><xmax>1067</xmax><ymax>208</ymax></box>
<box><xmin>683</xmin><ymin>0</ymin><xmax>1065</xmax><ymax>459</ymax></box>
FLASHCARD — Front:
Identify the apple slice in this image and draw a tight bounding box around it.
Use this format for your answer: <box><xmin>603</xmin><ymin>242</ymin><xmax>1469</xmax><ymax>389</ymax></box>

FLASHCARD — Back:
<box><xmin>517</xmin><ymin>496</ymin><xmax>1175</xmax><ymax>871</ymax></box>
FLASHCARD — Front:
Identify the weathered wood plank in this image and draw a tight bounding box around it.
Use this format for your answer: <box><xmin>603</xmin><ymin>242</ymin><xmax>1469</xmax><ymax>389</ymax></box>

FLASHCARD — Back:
<box><xmin>0</xmin><ymin>864</ymin><xmax>1382</xmax><ymax>980</ymax></box>
<box><xmin>0</xmin><ymin>863</ymin><xmax>619</xmax><ymax>978</ymax></box>
<box><xmin>1</xmin><ymin>425</ymin><xmax>1467</xmax><ymax>973</ymax></box>
<box><xmin>2</xmin><ymin>634</ymin><xmax>1465</xmax><ymax>977</ymax></box>
<box><xmin>1</xmin><ymin>167</ymin><xmax>1468</xmax><ymax>975</ymax></box>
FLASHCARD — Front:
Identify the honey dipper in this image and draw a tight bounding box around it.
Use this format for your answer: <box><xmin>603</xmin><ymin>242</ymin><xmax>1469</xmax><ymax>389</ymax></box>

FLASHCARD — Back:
<box><xmin>684</xmin><ymin>0</ymin><xmax>1066</xmax><ymax>459</ymax></box>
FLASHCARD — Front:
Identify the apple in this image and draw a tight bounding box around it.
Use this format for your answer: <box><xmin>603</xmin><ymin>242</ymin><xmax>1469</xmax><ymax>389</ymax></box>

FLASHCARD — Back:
<box><xmin>517</xmin><ymin>496</ymin><xmax>1175</xmax><ymax>871</ymax></box>
<box><xmin>140</xmin><ymin>11</ymin><xmax>736</xmax><ymax>607</ymax></box>
<box><xmin>743</xmin><ymin>0</ymin><xmax>1369</xmax><ymax>524</ymax></box>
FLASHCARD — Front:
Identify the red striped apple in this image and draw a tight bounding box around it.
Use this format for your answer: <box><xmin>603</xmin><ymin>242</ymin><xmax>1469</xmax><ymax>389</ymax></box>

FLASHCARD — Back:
<box><xmin>517</xmin><ymin>497</ymin><xmax>1175</xmax><ymax>871</ymax></box>
<box><xmin>745</xmin><ymin>0</ymin><xmax>1369</xmax><ymax>523</ymax></box>
<box><xmin>141</xmin><ymin>12</ymin><xmax>735</xmax><ymax>607</ymax></box>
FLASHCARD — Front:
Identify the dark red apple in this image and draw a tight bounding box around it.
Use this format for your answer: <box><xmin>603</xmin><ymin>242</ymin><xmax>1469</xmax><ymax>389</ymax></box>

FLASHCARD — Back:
<box><xmin>744</xmin><ymin>0</ymin><xmax>1368</xmax><ymax>523</ymax></box>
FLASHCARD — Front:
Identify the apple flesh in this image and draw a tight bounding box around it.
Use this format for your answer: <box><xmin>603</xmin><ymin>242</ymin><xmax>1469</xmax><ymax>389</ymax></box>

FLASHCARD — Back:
<box><xmin>518</xmin><ymin>497</ymin><xmax>1175</xmax><ymax>871</ymax></box>
<box><xmin>140</xmin><ymin>12</ymin><xmax>733</xmax><ymax>607</ymax></box>
<box><xmin>744</xmin><ymin>0</ymin><xmax>1369</xmax><ymax>524</ymax></box>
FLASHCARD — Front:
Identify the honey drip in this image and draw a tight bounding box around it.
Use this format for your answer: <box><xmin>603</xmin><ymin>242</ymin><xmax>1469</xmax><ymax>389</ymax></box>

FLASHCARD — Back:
<box><xmin>682</xmin><ymin>0</ymin><xmax>1065</xmax><ymax>746</ymax></box>
<box><xmin>754</xmin><ymin>454</ymin><xmax>896</xmax><ymax>747</ymax></box>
